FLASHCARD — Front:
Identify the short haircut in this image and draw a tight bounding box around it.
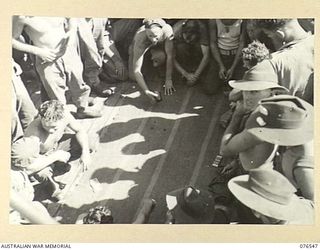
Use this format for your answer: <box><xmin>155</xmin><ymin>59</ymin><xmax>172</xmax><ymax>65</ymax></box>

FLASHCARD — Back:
<box><xmin>256</xmin><ymin>19</ymin><xmax>291</xmax><ymax>30</ymax></box>
<box><xmin>242</xmin><ymin>40</ymin><xmax>271</xmax><ymax>67</ymax></box>
<box><xmin>38</xmin><ymin>100</ymin><xmax>65</xmax><ymax>122</ymax></box>
<box><xmin>143</xmin><ymin>18</ymin><xmax>166</xmax><ymax>29</ymax></box>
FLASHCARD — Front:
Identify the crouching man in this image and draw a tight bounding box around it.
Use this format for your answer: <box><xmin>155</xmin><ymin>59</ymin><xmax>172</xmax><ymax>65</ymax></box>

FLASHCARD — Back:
<box><xmin>23</xmin><ymin>100</ymin><xmax>95</xmax><ymax>199</ymax></box>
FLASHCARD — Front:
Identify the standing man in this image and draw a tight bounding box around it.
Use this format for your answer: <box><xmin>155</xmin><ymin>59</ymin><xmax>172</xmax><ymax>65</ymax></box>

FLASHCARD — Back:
<box><xmin>12</xmin><ymin>16</ymin><xmax>102</xmax><ymax>118</ymax></box>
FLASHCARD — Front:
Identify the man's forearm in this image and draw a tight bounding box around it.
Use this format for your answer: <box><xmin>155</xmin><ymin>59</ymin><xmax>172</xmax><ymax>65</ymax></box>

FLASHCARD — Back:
<box><xmin>220</xmin><ymin>113</ymin><xmax>243</xmax><ymax>155</ymax></box>
<box><xmin>12</xmin><ymin>39</ymin><xmax>40</xmax><ymax>56</ymax></box>
<box><xmin>25</xmin><ymin>153</ymin><xmax>59</xmax><ymax>175</ymax></box>
<box><xmin>174</xmin><ymin>59</ymin><xmax>187</xmax><ymax>76</ymax></box>
<box><xmin>165</xmin><ymin>55</ymin><xmax>173</xmax><ymax>81</ymax></box>
<box><xmin>230</xmin><ymin>43</ymin><xmax>244</xmax><ymax>70</ymax></box>
<box><xmin>210</xmin><ymin>44</ymin><xmax>224</xmax><ymax>68</ymax></box>
<box><xmin>134</xmin><ymin>71</ymin><xmax>149</xmax><ymax>92</ymax></box>
<box><xmin>164</xmin><ymin>39</ymin><xmax>174</xmax><ymax>81</ymax></box>
<box><xmin>194</xmin><ymin>53</ymin><xmax>209</xmax><ymax>76</ymax></box>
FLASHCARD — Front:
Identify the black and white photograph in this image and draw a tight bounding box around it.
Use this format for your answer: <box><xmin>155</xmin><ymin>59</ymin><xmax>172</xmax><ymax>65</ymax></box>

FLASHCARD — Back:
<box><xmin>10</xmin><ymin>16</ymin><xmax>314</xmax><ymax>227</ymax></box>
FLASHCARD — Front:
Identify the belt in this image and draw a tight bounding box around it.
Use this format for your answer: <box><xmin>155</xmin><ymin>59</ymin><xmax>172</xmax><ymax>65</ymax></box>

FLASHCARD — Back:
<box><xmin>219</xmin><ymin>48</ymin><xmax>238</xmax><ymax>56</ymax></box>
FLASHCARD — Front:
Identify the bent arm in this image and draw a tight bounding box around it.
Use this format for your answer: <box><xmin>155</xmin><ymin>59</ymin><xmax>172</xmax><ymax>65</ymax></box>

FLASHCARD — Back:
<box><xmin>25</xmin><ymin>152</ymin><xmax>61</xmax><ymax>175</ymax></box>
<box><xmin>220</xmin><ymin>110</ymin><xmax>262</xmax><ymax>156</ymax></box>
<box><xmin>12</xmin><ymin>16</ymin><xmax>40</xmax><ymax>56</ymax></box>
<box><xmin>220</xmin><ymin>129</ymin><xmax>262</xmax><ymax>157</ymax></box>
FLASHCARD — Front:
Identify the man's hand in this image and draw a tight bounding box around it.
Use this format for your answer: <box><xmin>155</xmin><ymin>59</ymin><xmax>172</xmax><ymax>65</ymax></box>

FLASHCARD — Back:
<box><xmin>36</xmin><ymin>167</ymin><xmax>53</xmax><ymax>180</ymax></box>
<box><xmin>55</xmin><ymin>150</ymin><xmax>71</xmax><ymax>163</ymax></box>
<box><xmin>80</xmin><ymin>151</ymin><xmax>91</xmax><ymax>172</ymax></box>
<box><xmin>226</xmin><ymin>67</ymin><xmax>235</xmax><ymax>81</ymax></box>
<box><xmin>185</xmin><ymin>73</ymin><xmax>199</xmax><ymax>86</ymax></box>
<box><xmin>37</xmin><ymin>48</ymin><xmax>59</xmax><ymax>63</ymax></box>
<box><xmin>221</xmin><ymin>160</ymin><xmax>238</xmax><ymax>176</ymax></box>
<box><xmin>114</xmin><ymin>60</ymin><xmax>128</xmax><ymax>79</ymax></box>
<box><xmin>164</xmin><ymin>79</ymin><xmax>175</xmax><ymax>95</ymax></box>
<box><xmin>234</xmin><ymin>100</ymin><xmax>250</xmax><ymax>117</ymax></box>
<box><xmin>218</xmin><ymin>65</ymin><xmax>227</xmax><ymax>80</ymax></box>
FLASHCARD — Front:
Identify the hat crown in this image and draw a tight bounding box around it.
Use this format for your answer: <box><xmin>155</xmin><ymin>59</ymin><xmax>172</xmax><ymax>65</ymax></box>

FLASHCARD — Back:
<box><xmin>249</xmin><ymin>169</ymin><xmax>296</xmax><ymax>205</ymax></box>
<box><xmin>243</xmin><ymin>60</ymin><xmax>277</xmax><ymax>83</ymax></box>
<box><xmin>246</xmin><ymin>95</ymin><xmax>312</xmax><ymax>130</ymax></box>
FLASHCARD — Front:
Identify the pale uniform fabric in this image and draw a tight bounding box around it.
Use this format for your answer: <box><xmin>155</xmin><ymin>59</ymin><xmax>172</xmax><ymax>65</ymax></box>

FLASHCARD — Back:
<box><xmin>269</xmin><ymin>35</ymin><xmax>314</xmax><ymax>100</ymax></box>
<box><xmin>286</xmin><ymin>198</ymin><xmax>314</xmax><ymax>225</ymax></box>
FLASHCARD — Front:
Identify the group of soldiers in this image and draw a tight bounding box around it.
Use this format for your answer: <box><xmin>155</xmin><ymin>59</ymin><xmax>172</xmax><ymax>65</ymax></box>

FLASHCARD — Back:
<box><xmin>10</xmin><ymin>18</ymin><xmax>314</xmax><ymax>224</ymax></box>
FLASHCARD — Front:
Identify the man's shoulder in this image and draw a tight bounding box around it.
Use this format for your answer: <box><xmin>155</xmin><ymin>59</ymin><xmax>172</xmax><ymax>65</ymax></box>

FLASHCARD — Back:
<box><xmin>24</xmin><ymin>118</ymin><xmax>41</xmax><ymax>137</ymax></box>
<box><xmin>270</xmin><ymin>38</ymin><xmax>313</xmax><ymax>67</ymax></box>
<box><xmin>162</xmin><ymin>24</ymin><xmax>174</xmax><ymax>39</ymax></box>
<box><xmin>133</xmin><ymin>27</ymin><xmax>146</xmax><ymax>43</ymax></box>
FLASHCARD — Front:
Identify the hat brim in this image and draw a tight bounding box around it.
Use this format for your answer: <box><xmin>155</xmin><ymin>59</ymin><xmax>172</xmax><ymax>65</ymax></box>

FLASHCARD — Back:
<box><xmin>228</xmin><ymin>175</ymin><xmax>307</xmax><ymax>222</ymax></box>
<box><xmin>247</xmin><ymin>127</ymin><xmax>313</xmax><ymax>146</ymax></box>
<box><xmin>229</xmin><ymin>80</ymin><xmax>288</xmax><ymax>92</ymax></box>
<box><xmin>247</xmin><ymin>97</ymin><xmax>314</xmax><ymax>146</ymax></box>
<box><xmin>166</xmin><ymin>188</ymin><xmax>215</xmax><ymax>224</ymax></box>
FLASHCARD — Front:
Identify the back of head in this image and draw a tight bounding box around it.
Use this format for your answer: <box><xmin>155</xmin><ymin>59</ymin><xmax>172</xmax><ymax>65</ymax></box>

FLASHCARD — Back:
<box><xmin>39</xmin><ymin>100</ymin><xmax>65</xmax><ymax>122</ymax></box>
<box><xmin>82</xmin><ymin>206</ymin><xmax>114</xmax><ymax>224</ymax></box>
<box><xmin>242</xmin><ymin>40</ymin><xmax>271</xmax><ymax>68</ymax></box>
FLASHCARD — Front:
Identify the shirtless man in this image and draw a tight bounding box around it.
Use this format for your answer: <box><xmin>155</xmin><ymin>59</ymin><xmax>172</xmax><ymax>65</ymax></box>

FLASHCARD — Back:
<box><xmin>129</xmin><ymin>18</ymin><xmax>175</xmax><ymax>102</ymax></box>
<box><xmin>25</xmin><ymin>100</ymin><xmax>92</xmax><ymax>172</ymax></box>
<box><xmin>12</xmin><ymin>16</ymin><xmax>101</xmax><ymax>118</ymax></box>
<box><xmin>219</xmin><ymin>60</ymin><xmax>288</xmax><ymax>172</ymax></box>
